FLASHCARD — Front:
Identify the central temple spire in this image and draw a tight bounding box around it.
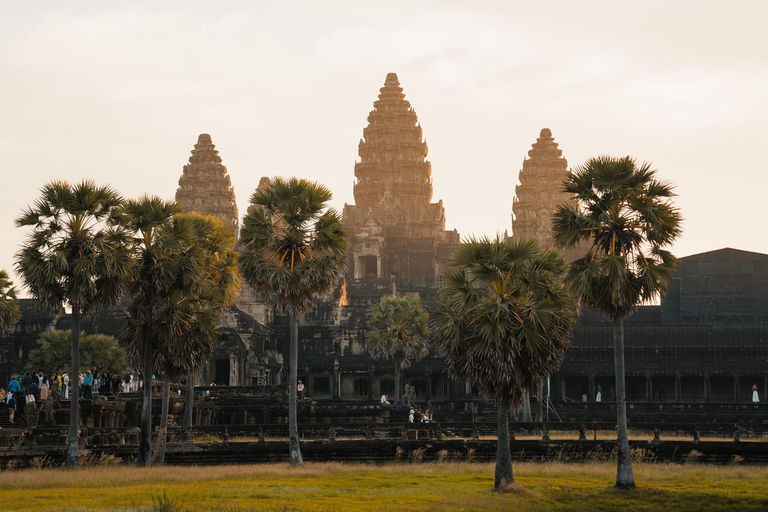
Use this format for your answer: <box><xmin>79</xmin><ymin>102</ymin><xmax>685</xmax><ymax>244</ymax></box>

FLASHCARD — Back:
<box><xmin>343</xmin><ymin>73</ymin><xmax>458</xmax><ymax>283</ymax></box>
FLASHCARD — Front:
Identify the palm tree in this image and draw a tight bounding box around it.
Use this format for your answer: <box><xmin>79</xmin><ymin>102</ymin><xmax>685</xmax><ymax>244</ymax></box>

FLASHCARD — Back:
<box><xmin>239</xmin><ymin>177</ymin><xmax>348</xmax><ymax>465</ymax></box>
<box><xmin>118</xmin><ymin>195</ymin><xmax>189</xmax><ymax>467</ymax></box>
<box><xmin>151</xmin><ymin>213</ymin><xmax>240</xmax><ymax>464</ymax></box>
<box><xmin>15</xmin><ymin>180</ymin><xmax>133</xmax><ymax>467</ymax></box>
<box><xmin>432</xmin><ymin>237</ymin><xmax>578</xmax><ymax>489</ymax></box>
<box><xmin>366</xmin><ymin>294</ymin><xmax>430</xmax><ymax>404</ymax></box>
<box><xmin>0</xmin><ymin>270</ymin><xmax>21</xmax><ymax>337</ymax></box>
<box><xmin>552</xmin><ymin>156</ymin><xmax>682</xmax><ymax>489</ymax></box>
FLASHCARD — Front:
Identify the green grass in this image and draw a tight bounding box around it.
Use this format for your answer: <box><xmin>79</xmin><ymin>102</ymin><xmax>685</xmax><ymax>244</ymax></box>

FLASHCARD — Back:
<box><xmin>1</xmin><ymin>461</ymin><xmax>766</xmax><ymax>511</ymax></box>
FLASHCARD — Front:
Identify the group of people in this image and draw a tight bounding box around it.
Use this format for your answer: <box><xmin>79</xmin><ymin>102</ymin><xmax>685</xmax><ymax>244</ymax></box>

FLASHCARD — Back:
<box><xmin>1</xmin><ymin>369</ymin><xmax>143</xmax><ymax>424</ymax></box>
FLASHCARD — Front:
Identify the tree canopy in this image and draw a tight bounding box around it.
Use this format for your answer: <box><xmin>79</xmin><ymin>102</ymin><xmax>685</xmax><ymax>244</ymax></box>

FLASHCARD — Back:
<box><xmin>0</xmin><ymin>270</ymin><xmax>20</xmax><ymax>337</ymax></box>
<box><xmin>26</xmin><ymin>330</ymin><xmax>130</xmax><ymax>376</ymax></box>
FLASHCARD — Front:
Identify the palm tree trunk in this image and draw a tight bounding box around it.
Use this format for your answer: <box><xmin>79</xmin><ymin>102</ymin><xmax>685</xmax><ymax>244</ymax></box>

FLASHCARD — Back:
<box><xmin>521</xmin><ymin>390</ymin><xmax>532</xmax><ymax>422</ymax></box>
<box><xmin>288</xmin><ymin>314</ymin><xmax>303</xmax><ymax>465</ymax></box>
<box><xmin>495</xmin><ymin>401</ymin><xmax>514</xmax><ymax>489</ymax></box>
<box><xmin>184</xmin><ymin>371</ymin><xmax>195</xmax><ymax>427</ymax></box>
<box><xmin>66</xmin><ymin>314</ymin><xmax>81</xmax><ymax>467</ymax></box>
<box><xmin>613</xmin><ymin>315</ymin><xmax>636</xmax><ymax>489</ymax></box>
<box><xmin>394</xmin><ymin>360</ymin><xmax>401</xmax><ymax>406</ymax></box>
<box><xmin>152</xmin><ymin>364</ymin><xmax>171</xmax><ymax>465</ymax></box>
<box><xmin>138</xmin><ymin>331</ymin><xmax>153</xmax><ymax>467</ymax></box>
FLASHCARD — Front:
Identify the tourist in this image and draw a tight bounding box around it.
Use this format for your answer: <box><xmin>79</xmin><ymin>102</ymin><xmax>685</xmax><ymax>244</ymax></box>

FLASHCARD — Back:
<box><xmin>596</xmin><ymin>384</ymin><xmax>602</xmax><ymax>402</ymax></box>
<box><xmin>37</xmin><ymin>372</ymin><xmax>44</xmax><ymax>387</ymax></box>
<box><xmin>7</xmin><ymin>376</ymin><xmax>20</xmax><ymax>395</ymax></box>
<box><xmin>581</xmin><ymin>385</ymin><xmax>588</xmax><ymax>402</ymax></box>
<box><xmin>380</xmin><ymin>394</ymin><xmax>390</xmax><ymax>405</ymax></box>
<box><xmin>297</xmin><ymin>380</ymin><xmax>305</xmax><ymax>400</ymax></box>
<box><xmin>62</xmin><ymin>372</ymin><xmax>69</xmax><ymax>399</ymax></box>
<box><xmin>28</xmin><ymin>380</ymin><xmax>39</xmax><ymax>402</ymax></box>
<box><xmin>123</xmin><ymin>371</ymin><xmax>132</xmax><ymax>393</ymax></box>
<box><xmin>83</xmin><ymin>371</ymin><xmax>93</xmax><ymax>400</ymax></box>
<box><xmin>6</xmin><ymin>391</ymin><xmax>16</xmax><ymax>422</ymax></box>
<box><xmin>408</xmin><ymin>408</ymin><xmax>415</xmax><ymax>423</ymax></box>
<box><xmin>752</xmin><ymin>384</ymin><xmax>760</xmax><ymax>403</ymax></box>
<box><xmin>40</xmin><ymin>376</ymin><xmax>49</xmax><ymax>401</ymax></box>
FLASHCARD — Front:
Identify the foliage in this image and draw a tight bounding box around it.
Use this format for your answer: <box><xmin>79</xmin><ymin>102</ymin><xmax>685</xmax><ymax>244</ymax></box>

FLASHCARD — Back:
<box><xmin>432</xmin><ymin>236</ymin><xmax>579</xmax><ymax>406</ymax></box>
<box><xmin>15</xmin><ymin>179</ymin><xmax>133</xmax><ymax>317</ymax></box>
<box><xmin>26</xmin><ymin>330</ymin><xmax>130</xmax><ymax>375</ymax></box>
<box><xmin>238</xmin><ymin>176</ymin><xmax>348</xmax><ymax>317</ymax></box>
<box><xmin>552</xmin><ymin>155</ymin><xmax>682</xmax><ymax>318</ymax></box>
<box><xmin>239</xmin><ymin>176</ymin><xmax>348</xmax><ymax>466</ymax></box>
<box><xmin>0</xmin><ymin>270</ymin><xmax>20</xmax><ymax>337</ymax></box>
<box><xmin>366</xmin><ymin>294</ymin><xmax>430</xmax><ymax>370</ymax></box>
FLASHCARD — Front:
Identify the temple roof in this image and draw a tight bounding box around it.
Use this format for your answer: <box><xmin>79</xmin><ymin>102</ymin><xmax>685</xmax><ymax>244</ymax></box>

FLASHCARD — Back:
<box><xmin>175</xmin><ymin>133</ymin><xmax>239</xmax><ymax>231</ymax></box>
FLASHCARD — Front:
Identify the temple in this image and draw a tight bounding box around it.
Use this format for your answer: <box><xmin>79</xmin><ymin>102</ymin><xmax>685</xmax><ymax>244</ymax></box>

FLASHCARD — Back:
<box><xmin>175</xmin><ymin>133</ymin><xmax>239</xmax><ymax>231</ymax></box>
<box><xmin>343</xmin><ymin>73</ymin><xmax>459</xmax><ymax>283</ymax></box>
<box><xmin>511</xmin><ymin>128</ymin><xmax>570</xmax><ymax>248</ymax></box>
<box><xmin>2</xmin><ymin>78</ymin><xmax>768</xmax><ymax>428</ymax></box>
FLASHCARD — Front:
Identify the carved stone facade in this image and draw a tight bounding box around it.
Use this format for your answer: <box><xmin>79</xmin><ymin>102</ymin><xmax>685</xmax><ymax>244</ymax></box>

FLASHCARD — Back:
<box><xmin>511</xmin><ymin>128</ymin><xmax>570</xmax><ymax>249</ymax></box>
<box><xmin>343</xmin><ymin>73</ymin><xmax>459</xmax><ymax>284</ymax></box>
<box><xmin>175</xmin><ymin>134</ymin><xmax>239</xmax><ymax>232</ymax></box>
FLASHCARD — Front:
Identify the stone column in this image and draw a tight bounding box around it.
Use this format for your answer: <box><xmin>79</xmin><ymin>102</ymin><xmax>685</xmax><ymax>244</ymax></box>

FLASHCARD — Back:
<box><xmin>332</xmin><ymin>360</ymin><xmax>340</xmax><ymax>399</ymax></box>
<box><xmin>229</xmin><ymin>354</ymin><xmax>237</xmax><ymax>386</ymax></box>
<box><xmin>368</xmin><ymin>368</ymin><xmax>375</xmax><ymax>400</ymax></box>
<box><xmin>560</xmin><ymin>378</ymin><xmax>567</xmax><ymax>401</ymax></box>
<box><xmin>734</xmin><ymin>374</ymin><xmax>740</xmax><ymax>402</ymax></box>
<box><xmin>588</xmin><ymin>374</ymin><xmax>595</xmax><ymax>401</ymax></box>
<box><xmin>426</xmin><ymin>371</ymin><xmax>432</xmax><ymax>401</ymax></box>
<box><xmin>704</xmin><ymin>372</ymin><xmax>711</xmax><ymax>402</ymax></box>
<box><xmin>675</xmin><ymin>373</ymin><xmax>681</xmax><ymax>402</ymax></box>
<box><xmin>645</xmin><ymin>373</ymin><xmax>652</xmax><ymax>402</ymax></box>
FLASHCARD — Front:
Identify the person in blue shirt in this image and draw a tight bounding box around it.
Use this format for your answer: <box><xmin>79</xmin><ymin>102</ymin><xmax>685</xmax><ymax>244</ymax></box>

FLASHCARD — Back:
<box><xmin>7</xmin><ymin>377</ymin><xmax>20</xmax><ymax>394</ymax></box>
<box><xmin>83</xmin><ymin>371</ymin><xmax>94</xmax><ymax>399</ymax></box>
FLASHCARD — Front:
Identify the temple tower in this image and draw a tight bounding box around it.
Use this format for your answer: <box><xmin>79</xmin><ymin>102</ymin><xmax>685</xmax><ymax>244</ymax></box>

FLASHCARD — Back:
<box><xmin>511</xmin><ymin>128</ymin><xmax>571</xmax><ymax>249</ymax></box>
<box><xmin>175</xmin><ymin>134</ymin><xmax>239</xmax><ymax>231</ymax></box>
<box><xmin>343</xmin><ymin>73</ymin><xmax>459</xmax><ymax>283</ymax></box>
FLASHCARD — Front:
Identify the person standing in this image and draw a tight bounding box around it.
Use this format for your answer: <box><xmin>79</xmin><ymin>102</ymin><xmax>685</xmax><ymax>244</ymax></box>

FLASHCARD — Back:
<box><xmin>7</xmin><ymin>376</ymin><xmax>20</xmax><ymax>395</ymax></box>
<box><xmin>40</xmin><ymin>377</ymin><xmax>49</xmax><ymax>401</ymax></box>
<box><xmin>62</xmin><ymin>372</ymin><xmax>69</xmax><ymax>399</ymax></box>
<box><xmin>83</xmin><ymin>371</ymin><xmax>93</xmax><ymax>400</ymax></box>
<box><xmin>752</xmin><ymin>384</ymin><xmax>760</xmax><ymax>403</ymax></box>
<box><xmin>297</xmin><ymin>380</ymin><xmax>305</xmax><ymax>400</ymax></box>
<box><xmin>596</xmin><ymin>384</ymin><xmax>602</xmax><ymax>403</ymax></box>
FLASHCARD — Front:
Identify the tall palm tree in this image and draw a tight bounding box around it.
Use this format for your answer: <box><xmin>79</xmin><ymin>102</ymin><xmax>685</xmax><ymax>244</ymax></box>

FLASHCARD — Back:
<box><xmin>552</xmin><ymin>156</ymin><xmax>682</xmax><ymax>489</ymax></box>
<box><xmin>0</xmin><ymin>270</ymin><xmax>21</xmax><ymax>337</ymax></box>
<box><xmin>366</xmin><ymin>294</ymin><xmax>430</xmax><ymax>404</ymax></box>
<box><xmin>15</xmin><ymin>180</ymin><xmax>133</xmax><ymax>467</ymax></box>
<box><xmin>151</xmin><ymin>213</ymin><xmax>240</xmax><ymax>465</ymax></box>
<box><xmin>432</xmin><ymin>237</ymin><xmax>578</xmax><ymax>489</ymax></box>
<box><xmin>118</xmin><ymin>195</ymin><xmax>189</xmax><ymax>467</ymax></box>
<box><xmin>239</xmin><ymin>177</ymin><xmax>348</xmax><ymax>465</ymax></box>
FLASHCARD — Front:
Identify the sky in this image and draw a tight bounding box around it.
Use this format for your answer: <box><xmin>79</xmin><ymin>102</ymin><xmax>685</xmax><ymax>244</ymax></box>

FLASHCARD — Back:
<box><xmin>2</xmin><ymin>1</ymin><xmax>767</xmax><ymax>296</ymax></box>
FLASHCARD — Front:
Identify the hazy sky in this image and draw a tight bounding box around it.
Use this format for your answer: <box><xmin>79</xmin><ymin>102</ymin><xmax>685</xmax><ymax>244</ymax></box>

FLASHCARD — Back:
<box><xmin>2</xmin><ymin>1</ymin><xmax>767</xmax><ymax>295</ymax></box>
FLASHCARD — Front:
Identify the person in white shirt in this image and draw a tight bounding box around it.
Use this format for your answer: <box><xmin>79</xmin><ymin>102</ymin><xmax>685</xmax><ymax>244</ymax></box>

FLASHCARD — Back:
<box><xmin>380</xmin><ymin>394</ymin><xmax>390</xmax><ymax>405</ymax></box>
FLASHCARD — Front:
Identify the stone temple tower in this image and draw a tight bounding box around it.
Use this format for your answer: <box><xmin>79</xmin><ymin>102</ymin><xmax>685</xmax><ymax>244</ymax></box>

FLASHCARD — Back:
<box><xmin>175</xmin><ymin>134</ymin><xmax>239</xmax><ymax>231</ymax></box>
<box><xmin>343</xmin><ymin>73</ymin><xmax>459</xmax><ymax>283</ymax></box>
<box><xmin>511</xmin><ymin>128</ymin><xmax>571</xmax><ymax>249</ymax></box>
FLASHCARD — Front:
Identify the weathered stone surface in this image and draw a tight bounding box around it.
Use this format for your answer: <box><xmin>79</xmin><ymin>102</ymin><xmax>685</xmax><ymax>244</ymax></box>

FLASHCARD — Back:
<box><xmin>512</xmin><ymin>128</ymin><xmax>570</xmax><ymax>249</ymax></box>
<box><xmin>343</xmin><ymin>73</ymin><xmax>459</xmax><ymax>283</ymax></box>
<box><xmin>175</xmin><ymin>134</ymin><xmax>239</xmax><ymax>231</ymax></box>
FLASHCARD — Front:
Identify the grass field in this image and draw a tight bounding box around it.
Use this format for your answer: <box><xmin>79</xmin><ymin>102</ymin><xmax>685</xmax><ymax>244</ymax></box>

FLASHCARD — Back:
<box><xmin>1</xmin><ymin>461</ymin><xmax>766</xmax><ymax>511</ymax></box>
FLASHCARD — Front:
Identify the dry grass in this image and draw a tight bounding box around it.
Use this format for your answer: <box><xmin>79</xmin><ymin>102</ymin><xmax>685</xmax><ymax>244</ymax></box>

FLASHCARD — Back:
<box><xmin>0</xmin><ymin>461</ymin><xmax>766</xmax><ymax>511</ymax></box>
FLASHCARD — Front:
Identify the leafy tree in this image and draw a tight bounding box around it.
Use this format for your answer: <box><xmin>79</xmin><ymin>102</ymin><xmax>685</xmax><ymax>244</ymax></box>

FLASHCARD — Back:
<box><xmin>239</xmin><ymin>177</ymin><xmax>348</xmax><ymax>465</ymax></box>
<box><xmin>151</xmin><ymin>213</ymin><xmax>240</xmax><ymax>465</ymax></box>
<box><xmin>15</xmin><ymin>180</ymin><xmax>133</xmax><ymax>467</ymax></box>
<box><xmin>26</xmin><ymin>330</ymin><xmax>129</xmax><ymax>375</ymax></box>
<box><xmin>552</xmin><ymin>156</ymin><xmax>682</xmax><ymax>489</ymax></box>
<box><xmin>0</xmin><ymin>270</ymin><xmax>20</xmax><ymax>337</ymax></box>
<box><xmin>118</xmin><ymin>195</ymin><xmax>189</xmax><ymax>467</ymax></box>
<box><xmin>432</xmin><ymin>237</ymin><xmax>578</xmax><ymax>489</ymax></box>
<box><xmin>366</xmin><ymin>294</ymin><xmax>430</xmax><ymax>403</ymax></box>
